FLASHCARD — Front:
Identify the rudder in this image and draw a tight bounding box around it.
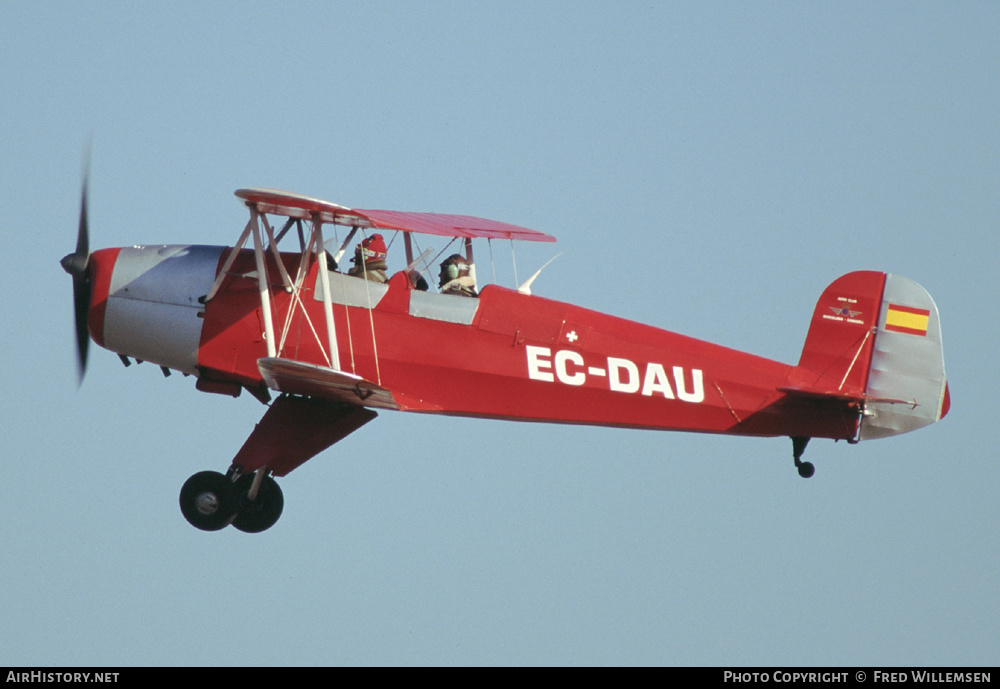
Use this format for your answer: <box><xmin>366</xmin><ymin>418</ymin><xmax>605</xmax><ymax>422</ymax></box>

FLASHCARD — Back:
<box><xmin>859</xmin><ymin>273</ymin><xmax>949</xmax><ymax>440</ymax></box>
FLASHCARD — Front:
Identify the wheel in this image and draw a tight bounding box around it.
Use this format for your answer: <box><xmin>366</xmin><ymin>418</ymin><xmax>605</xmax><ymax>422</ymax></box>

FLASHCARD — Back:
<box><xmin>179</xmin><ymin>471</ymin><xmax>239</xmax><ymax>531</ymax></box>
<box><xmin>797</xmin><ymin>461</ymin><xmax>816</xmax><ymax>479</ymax></box>
<box><xmin>231</xmin><ymin>473</ymin><xmax>284</xmax><ymax>533</ymax></box>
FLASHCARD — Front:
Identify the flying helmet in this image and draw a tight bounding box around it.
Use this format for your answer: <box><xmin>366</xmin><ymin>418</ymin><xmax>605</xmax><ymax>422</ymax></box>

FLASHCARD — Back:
<box><xmin>354</xmin><ymin>234</ymin><xmax>388</xmax><ymax>266</ymax></box>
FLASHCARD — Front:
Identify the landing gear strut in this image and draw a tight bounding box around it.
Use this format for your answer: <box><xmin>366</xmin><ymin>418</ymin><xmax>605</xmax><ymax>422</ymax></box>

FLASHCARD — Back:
<box><xmin>231</xmin><ymin>472</ymin><xmax>284</xmax><ymax>533</ymax></box>
<box><xmin>179</xmin><ymin>468</ymin><xmax>283</xmax><ymax>532</ymax></box>
<box><xmin>792</xmin><ymin>436</ymin><xmax>815</xmax><ymax>478</ymax></box>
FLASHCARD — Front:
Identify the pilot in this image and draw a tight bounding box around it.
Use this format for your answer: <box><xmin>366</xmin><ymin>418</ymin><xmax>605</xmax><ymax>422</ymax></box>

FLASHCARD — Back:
<box><xmin>438</xmin><ymin>254</ymin><xmax>477</xmax><ymax>297</ymax></box>
<box><xmin>347</xmin><ymin>234</ymin><xmax>388</xmax><ymax>283</ymax></box>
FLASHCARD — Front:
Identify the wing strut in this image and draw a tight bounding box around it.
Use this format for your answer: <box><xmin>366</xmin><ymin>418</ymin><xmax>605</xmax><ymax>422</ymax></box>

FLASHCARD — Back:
<box><xmin>202</xmin><ymin>217</ymin><xmax>254</xmax><ymax>303</ymax></box>
<box><xmin>249</xmin><ymin>206</ymin><xmax>278</xmax><ymax>358</ymax></box>
<box><xmin>312</xmin><ymin>212</ymin><xmax>341</xmax><ymax>371</ymax></box>
<box><xmin>214</xmin><ymin>195</ymin><xmax>346</xmax><ymax>371</ymax></box>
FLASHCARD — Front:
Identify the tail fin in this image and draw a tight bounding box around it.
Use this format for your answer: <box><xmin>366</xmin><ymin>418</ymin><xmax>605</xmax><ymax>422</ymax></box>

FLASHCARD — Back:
<box><xmin>791</xmin><ymin>271</ymin><xmax>949</xmax><ymax>440</ymax></box>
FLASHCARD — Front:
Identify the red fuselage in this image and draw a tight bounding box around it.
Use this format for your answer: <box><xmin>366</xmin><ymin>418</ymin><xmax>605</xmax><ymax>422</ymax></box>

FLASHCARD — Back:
<box><xmin>87</xmin><ymin>245</ymin><xmax>860</xmax><ymax>442</ymax></box>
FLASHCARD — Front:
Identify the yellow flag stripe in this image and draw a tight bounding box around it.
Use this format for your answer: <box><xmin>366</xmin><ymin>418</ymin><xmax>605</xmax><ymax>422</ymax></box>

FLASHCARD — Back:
<box><xmin>886</xmin><ymin>308</ymin><xmax>929</xmax><ymax>333</ymax></box>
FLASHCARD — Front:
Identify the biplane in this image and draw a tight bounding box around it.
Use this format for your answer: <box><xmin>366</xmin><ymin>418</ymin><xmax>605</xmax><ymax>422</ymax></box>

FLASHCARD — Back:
<box><xmin>62</xmin><ymin>183</ymin><xmax>950</xmax><ymax>532</ymax></box>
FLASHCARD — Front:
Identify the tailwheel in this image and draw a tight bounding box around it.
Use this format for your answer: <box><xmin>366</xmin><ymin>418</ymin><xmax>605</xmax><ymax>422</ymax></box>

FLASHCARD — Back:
<box><xmin>179</xmin><ymin>471</ymin><xmax>239</xmax><ymax>531</ymax></box>
<box><xmin>791</xmin><ymin>436</ymin><xmax>815</xmax><ymax>479</ymax></box>
<box><xmin>796</xmin><ymin>460</ymin><xmax>815</xmax><ymax>479</ymax></box>
<box><xmin>231</xmin><ymin>472</ymin><xmax>284</xmax><ymax>533</ymax></box>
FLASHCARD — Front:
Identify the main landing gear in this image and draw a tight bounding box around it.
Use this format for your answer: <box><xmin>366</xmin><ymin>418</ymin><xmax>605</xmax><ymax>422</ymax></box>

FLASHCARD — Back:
<box><xmin>792</xmin><ymin>436</ymin><xmax>815</xmax><ymax>478</ymax></box>
<box><xmin>179</xmin><ymin>468</ymin><xmax>284</xmax><ymax>532</ymax></box>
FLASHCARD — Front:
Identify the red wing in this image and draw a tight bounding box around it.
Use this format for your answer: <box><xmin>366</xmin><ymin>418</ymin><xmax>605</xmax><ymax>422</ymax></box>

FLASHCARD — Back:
<box><xmin>352</xmin><ymin>209</ymin><xmax>556</xmax><ymax>243</ymax></box>
<box><xmin>233</xmin><ymin>188</ymin><xmax>555</xmax><ymax>242</ymax></box>
<box><xmin>235</xmin><ymin>188</ymin><xmax>351</xmax><ymax>223</ymax></box>
<box><xmin>229</xmin><ymin>358</ymin><xmax>392</xmax><ymax>478</ymax></box>
<box><xmin>232</xmin><ymin>395</ymin><xmax>377</xmax><ymax>477</ymax></box>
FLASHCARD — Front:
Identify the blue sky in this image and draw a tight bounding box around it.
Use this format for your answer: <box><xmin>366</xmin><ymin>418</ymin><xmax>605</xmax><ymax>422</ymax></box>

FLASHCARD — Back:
<box><xmin>2</xmin><ymin>1</ymin><xmax>997</xmax><ymax>666</ymax></box>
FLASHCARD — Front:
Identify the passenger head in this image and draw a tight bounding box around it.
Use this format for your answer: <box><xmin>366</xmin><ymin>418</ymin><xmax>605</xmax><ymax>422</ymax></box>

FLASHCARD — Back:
<box><xmin>354</xmin><ymin>234</ymin><xmax>388</xmax><ymax>270</ymax></box>
<box><xmin>439</xmin><ymin>254</ymin><xmax>471</xmax><ymax>287</ymax></box>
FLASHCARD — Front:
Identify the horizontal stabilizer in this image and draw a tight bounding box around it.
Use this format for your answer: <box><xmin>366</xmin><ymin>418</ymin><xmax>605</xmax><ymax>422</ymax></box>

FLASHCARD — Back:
<box><xmin>778</xmin><ymin>386</ymin><xmax>914</xmax><ymax>407</ymax></box>
<box><xmin>257</xmin><ymin>357</ymin><xmax>398</xmax><ymax>410</ymax></box>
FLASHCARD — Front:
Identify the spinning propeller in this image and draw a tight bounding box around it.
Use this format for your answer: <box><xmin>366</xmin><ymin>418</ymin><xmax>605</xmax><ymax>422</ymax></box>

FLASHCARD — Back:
<box><xmin>61</xmin><ymin>172</ymin><xmax>92</xmax><ymax>385</ymax></box>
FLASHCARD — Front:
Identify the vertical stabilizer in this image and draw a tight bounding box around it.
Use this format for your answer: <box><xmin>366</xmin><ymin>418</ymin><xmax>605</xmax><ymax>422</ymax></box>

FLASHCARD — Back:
<box><xmin>794</xmin><ymin>271</ymin><xmax>886</xmax><ymax>396</ymax></box>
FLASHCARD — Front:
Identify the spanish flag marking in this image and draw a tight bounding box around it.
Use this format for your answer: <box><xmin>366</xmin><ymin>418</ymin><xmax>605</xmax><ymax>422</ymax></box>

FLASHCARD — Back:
<box><xmin>885</xmin><ymin>304</ymin><xmax>930</xmax><ymax>336</ymax></box>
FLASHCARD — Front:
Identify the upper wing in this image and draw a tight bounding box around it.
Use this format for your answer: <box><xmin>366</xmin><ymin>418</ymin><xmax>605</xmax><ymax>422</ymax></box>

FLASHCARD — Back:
<box><xmin>351</xmin><ymin>208</ymin><xmax>556</xmax><ymax>243</ymax></box>
<box><xmin>235</xmin><ymin>188</ymin><xmax>555</xmax><ymax>242</ymax></box>
<box><xmin>235</xmin><ymin>188</ymin><xmax>352</xmax><ymax>223</ymax></box>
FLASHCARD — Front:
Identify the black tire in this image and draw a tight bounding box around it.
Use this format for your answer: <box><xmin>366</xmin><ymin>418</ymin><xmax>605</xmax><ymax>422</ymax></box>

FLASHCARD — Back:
<box><xmin>231</xmin><ymin>473</ymin><xmax>284</xmax><ymax>533</ymax></box>
<box><xmin>179</xmin><ymin>471</ymin><xmax>239</xmax><ymax>531</ymax></box>
<box><xmin>797</xmin><ymin>461</ymin><xmax>816</xmax><ymax>479</ymax></box>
